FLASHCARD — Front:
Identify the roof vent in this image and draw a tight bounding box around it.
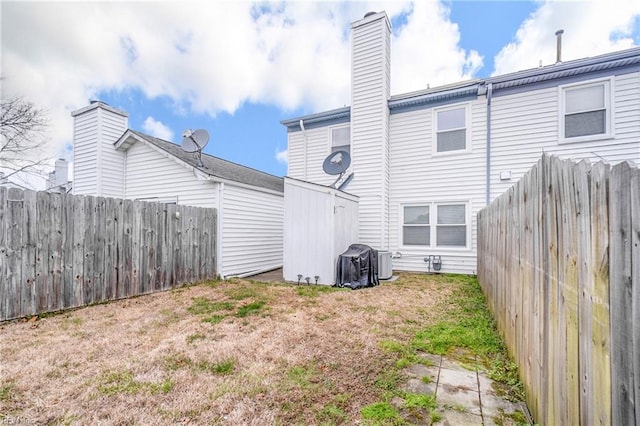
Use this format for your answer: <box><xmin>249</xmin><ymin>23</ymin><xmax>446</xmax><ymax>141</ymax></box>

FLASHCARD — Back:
<box><xmin>364</xmin><ymin>11</ymin><xmax>377</xmax><ymax>18</ymax></box>
<box><xmin>555</xmin><ymin>29</ymin><xmax>564</xmax><ymax>63</ymax></box>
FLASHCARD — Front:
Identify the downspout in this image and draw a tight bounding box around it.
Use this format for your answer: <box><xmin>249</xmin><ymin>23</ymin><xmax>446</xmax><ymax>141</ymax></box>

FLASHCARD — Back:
<box><xmin>485</xmin><ymin>83</ymin><xmax>493</xmax><ymax>206</ymax></box>
<box><xmin>217</xmin><ymin>182</ymin><xmax>224</xmax><ymax>279</ymax></box>
<box><xmin>300</xmin><ymin>119</ymin><xmax>308</xmax><ymax>180</ymax></box>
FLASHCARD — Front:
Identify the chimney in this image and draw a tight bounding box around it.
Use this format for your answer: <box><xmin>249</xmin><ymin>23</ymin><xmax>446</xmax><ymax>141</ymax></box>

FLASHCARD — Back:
<box><xmin>71</xmin><ymin>101</ymin><xmax>128</xmax><ymax>197</ymax></box>
<box><xmin>349</xmin><ymin>11</ymin><xmax>392</xmax><ymax>250</ymax></box>
<box><xmin>555</xmin><ymin>29</ymin><xmax>564</xmax><ymax>63</ymax></box>
<box><xmin>54</xmin><ymin>158</ymin><xmax>69</xmax><ymax>187</ymax></box>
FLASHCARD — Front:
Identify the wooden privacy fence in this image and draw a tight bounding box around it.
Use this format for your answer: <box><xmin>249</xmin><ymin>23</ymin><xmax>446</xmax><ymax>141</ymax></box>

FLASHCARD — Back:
<box><xmin>477</xmin><ymin>154</ymin><xmax>639</xmax><ymax>425</ymax></box>
<box><xmin>0</xmin><ymin>188</ymin><xmax>217</xmax><ymax>322</ymax></box>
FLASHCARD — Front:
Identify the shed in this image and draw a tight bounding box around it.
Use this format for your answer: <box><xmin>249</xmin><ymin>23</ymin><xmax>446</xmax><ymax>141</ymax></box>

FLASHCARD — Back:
<box><xmin>283</xmin><ymin>177</ymin><xmax>359</xmax><ymax>285</ymax></box>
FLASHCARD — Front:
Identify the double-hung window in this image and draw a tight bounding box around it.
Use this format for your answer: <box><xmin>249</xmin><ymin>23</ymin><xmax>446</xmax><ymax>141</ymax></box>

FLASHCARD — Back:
<box><xmin>560</xmin><ymin>79</ymin><xmax>612</xmax><ymax>142</ymax></box>
<box><xmin>434</xmin><ymin>105</ymin><xmax>468</xmax><ymax>153</ymax></box>
<box><xmin>331</xmin><ymin>125</ymin><xmax>350</xmax><ymax>154</ymax></box>
<box><xmin>402</xmin><ymin>206</ymin><xmax>430</xmax><ymax>246</ymax></box>
<box><xmin>402</xmin><ymin>203</ymin><xmax>468</xmax><ymax>248</ymax></box>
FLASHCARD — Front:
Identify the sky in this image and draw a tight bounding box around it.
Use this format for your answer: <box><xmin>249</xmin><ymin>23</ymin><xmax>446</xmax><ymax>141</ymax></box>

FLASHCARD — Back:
<box><xmin>1</xmin><ymin>0</ymin><xmax>639</xmax><ymax>189</ymax></box>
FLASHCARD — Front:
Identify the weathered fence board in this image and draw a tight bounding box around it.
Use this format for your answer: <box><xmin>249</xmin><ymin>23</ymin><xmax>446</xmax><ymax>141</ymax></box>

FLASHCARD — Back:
<box><xmin>0</xmin><ymin>188</ymin><xmax>217</xmax><ymax>321</ymax></box>
<box><xmin>478</xmin><ymin>154</ymin><xmax>637</xmax><ymax>425</ymax></box>
<box><xmin>610</xmin><ymin>161</ymin><xmax>636</xmax><ymax>426</ymax></box>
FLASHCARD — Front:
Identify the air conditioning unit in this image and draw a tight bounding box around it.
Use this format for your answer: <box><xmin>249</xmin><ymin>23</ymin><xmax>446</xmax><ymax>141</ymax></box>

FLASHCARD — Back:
<box><xmin>378</xmin><ymin>251</ymin><xmax>392</xmax><ymax>280</ymax></box>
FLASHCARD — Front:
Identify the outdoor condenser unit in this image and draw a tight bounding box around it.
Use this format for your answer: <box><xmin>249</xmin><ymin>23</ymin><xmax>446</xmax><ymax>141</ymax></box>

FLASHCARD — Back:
<box><xmin>378</xmin><ymin>251</ymin><xmax>392</xmax><ymax>280</ymax></box>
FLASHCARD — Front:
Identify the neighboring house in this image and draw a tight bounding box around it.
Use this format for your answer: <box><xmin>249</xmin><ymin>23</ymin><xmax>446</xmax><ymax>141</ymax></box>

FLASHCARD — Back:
<box><xmin>71</xmin><ymin>101</ymin><xmax>284</xmax><ymax>278</ymax></box>
<box><xmin>46</xmin><ymin>158</ymin><xmax>72</xmax><ymax>193</ymax></box>
<box><xmin>0</xmin><ymin>172</ymin><xmax>31</xmax><ymax>190</ymax></box>
<box><xmin>282</xmin><ymin>11</ymin><xmax>640</xmax><ymax>275</ymax></box>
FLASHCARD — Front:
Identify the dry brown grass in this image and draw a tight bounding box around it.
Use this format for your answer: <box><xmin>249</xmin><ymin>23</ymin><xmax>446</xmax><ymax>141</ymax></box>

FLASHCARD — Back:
<box><xmin>0</xmin><ymin>273</ymin><xmax>454</xmax><ymax>425</ymax></box>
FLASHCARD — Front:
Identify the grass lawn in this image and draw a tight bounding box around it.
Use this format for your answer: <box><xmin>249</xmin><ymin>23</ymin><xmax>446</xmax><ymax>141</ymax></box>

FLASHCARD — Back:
<box><xmin>0</xmin><ymin>273</ymin><xmax>523</xmax><ymax>425</ymax></box>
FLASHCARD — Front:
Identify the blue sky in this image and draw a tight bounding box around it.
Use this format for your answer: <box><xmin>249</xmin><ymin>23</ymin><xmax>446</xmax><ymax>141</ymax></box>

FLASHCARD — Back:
<box><xmin>2</xmin><ymin>1</ymin><xmax>639</xmax><ymax>187</ymax></box>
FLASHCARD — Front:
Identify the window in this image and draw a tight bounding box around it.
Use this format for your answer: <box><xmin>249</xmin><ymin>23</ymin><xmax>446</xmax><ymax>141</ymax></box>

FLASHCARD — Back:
<box><xmin>435</xmin><ymin>106</ymin><xmax>467</xmax><ymax>153</ymax></box>
<box><xmin>436</xmin><ymin>204</ymin><xmax>466</xmax><ymax>246</ymax></box>
<box><xmin>402</xmin><ymin>203</ymin><xmax>468</xmax><ymax>248</ymax></box>
<box><xmin>561</xmin><ymin>79</ymin><xmax>612</xmax><ymax>141</ymax></box>
<box><xmin>403</xmin><ymin>206</ymin><xmax>430</xmax><ymax>246</ymax></box>
<box><xmin>331</xmin><ymin>126</ymin><xmax>350</xmax><ymax>154</ymax></box>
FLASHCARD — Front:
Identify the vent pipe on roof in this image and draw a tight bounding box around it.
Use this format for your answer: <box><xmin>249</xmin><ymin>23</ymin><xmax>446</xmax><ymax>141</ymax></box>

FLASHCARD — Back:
<box><xmin>555</xmin><ymin>29</ymin><xmax>564</xmax><ymax>63</ymax></box>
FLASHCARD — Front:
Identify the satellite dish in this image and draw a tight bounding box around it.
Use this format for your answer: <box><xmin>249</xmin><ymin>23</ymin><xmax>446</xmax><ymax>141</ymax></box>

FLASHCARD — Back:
<box><xmin>322</xmin><ymin>150</ymin><xmax>352</xmax><ymax>189</ymax></box>
<box><xmin>323</xmin><ymin>150</ymin><xmax>351</xmax><ymax>175</ymax></box>
<box><xmin>181</xmin><ymin>129</ymin><xmax>210</xmax><ymax>166</ymax></box>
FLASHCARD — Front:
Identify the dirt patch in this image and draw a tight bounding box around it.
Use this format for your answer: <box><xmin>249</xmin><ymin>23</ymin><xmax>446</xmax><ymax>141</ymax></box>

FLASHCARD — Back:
<box><xmin>0</xmin><ymin>274</ymin><xmax>453</xmax><ymax>425</ymax></box>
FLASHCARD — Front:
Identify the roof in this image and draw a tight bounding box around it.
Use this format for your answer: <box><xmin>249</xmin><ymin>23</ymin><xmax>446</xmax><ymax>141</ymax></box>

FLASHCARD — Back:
<box><xmin>281</xmin><ymin>46</ymin><xmax>640</xmax><ymax>129</ymax></box>
<box><xmin>117</xmin><ymin>130</ymin><xmax>284</xmax><ymax>193</ymax></box>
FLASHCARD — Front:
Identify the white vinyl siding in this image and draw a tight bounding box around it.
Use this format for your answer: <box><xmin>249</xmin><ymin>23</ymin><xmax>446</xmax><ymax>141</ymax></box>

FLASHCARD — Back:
<box><xmin>72</xmin><ymin>104</ymin><xmax>127</xmax><ymax>197</ymax></box>
<box><xmin>99</xmin><ymin>111</ymin><xmax>127</xmax><ymax>198</ymax></box>
<box><xmin>490</xmin><ymin>71</ymin><xmax>640</xmax><ymax>201</ymax></box>
<box><xmin>72</xmin><ymin>112</ymin><xmax>99</xmax><ymax>195</ymax></box>
<box><xmin>349</xmin><ymin>13</ymin><xmax>391</xmax><ymax>250</ymax></box>
<box><xmin>389</xmin><ymin>100</ymin><xmax>485</xmax><ymax>275</ymax></box>
<box><xmin>560</xmin><ymin>78</ymin><xmax>612</xmax><ymax>142</ymax></box>
<box><xmin>287</xmin><ymin>126</ymin><xmax>339</xmax><ymax>186</ymax></box>
<box><xmin>330</xmin><ymin>125</ymin><xmax>350</xmax><ymax>154</ymax></box>
<box><xmin>283</xmin><ymin>178</ymin><xmax>358</xmax><ymax>285</ymax></box>
<box><xmin>124</xmin><ymin>142</ymin><xmax>217</xmax><ymax>208</ymax></box>
<box><xmin>221</xmin><ymin>185</ymin><xmax>283</xmax><ymax>277</ymax></box>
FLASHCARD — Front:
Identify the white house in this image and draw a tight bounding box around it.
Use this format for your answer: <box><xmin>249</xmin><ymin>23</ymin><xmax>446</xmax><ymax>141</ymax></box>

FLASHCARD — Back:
<box><xmin>71</xmin><ymin>101</ymin><xmax>284</xmax><ymax>278</ymax></box>
<box><xmin>282</xmin><ymin>11</ymin><xmax>640</xmax><ymax>275</ymax></box>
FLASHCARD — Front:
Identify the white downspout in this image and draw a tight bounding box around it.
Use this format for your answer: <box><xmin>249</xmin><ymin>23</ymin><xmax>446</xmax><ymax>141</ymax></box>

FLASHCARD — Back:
<box><xmin>217</xmin><ymin>182</ymin><xmax>224</xmax><ymax>278</ymax></box>
<box><xmin>300</xmin><ymin>119</ymin><xmax>308</xmax><ymax>180</ymax></box>
<box><xmin>485</xmin><ymin>83</ymin><xmax>493</xmax><ymax>206</ymax></box>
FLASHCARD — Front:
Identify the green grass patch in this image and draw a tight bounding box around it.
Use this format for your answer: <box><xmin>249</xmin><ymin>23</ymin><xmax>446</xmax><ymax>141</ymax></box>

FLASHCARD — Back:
<box><xmin>97</xmin><ymin>370</ymin><xmax>172</xmax><ymax>396</ymax></box>
<box><xmin>410</xmin><ymin>275</ymin><xmax>504</xmax><ymax>359</ymax></box>
<box><xmin>285</xmin><ymin>364</ymin><xmax>319</xmax><ymax>390</ymax></box>
<box><xmin>0</xmin><ymin>383</ymin><xmax>15</xmax><ymax>402</ymax></box>
<box><xmin>186</xmin><ymin>333</ymin><xmax>206</xmax><ymax>343</ymax></box>
<box><xmin>316</xmin><ymin>404</ymin><xmax>348</xmax><ymax>425</ymax></box>
<box><xmin>235</xmin><ymin>301</ymin><xmax>266</xmax><ymax>317</ymax></box>
<box><xmin>202</xmin><ymin>314</ymin><xmax>225</xmax><ymax>324</ymax></box>
<box><xmin>198</xmin><ymin>359</ymin><xmax>235</xmax><ymax>375</ymax></box>
<box><xmin>187</xmin><ymin>297</ymin><xmax>235</xmax><ymax>315</ymax></box>
<box><xmin>224</xmin><ymin>285</ymin><xmax>264</xmax><ymax>301</ymax></box>
<box><xmin>403</xmin><ymin>392</ymin><xmax>436</xmax><ymax>410</ymax></box>
<box><xmin>163</xmin><ymin>354</ymin><xmax>194</xmax><ymax>371</ymax></box>
<box><xmin>361</xmin><ymin>402</ymin><xmax>402</xmax><ymax>425</ymax></box>
<box><xmin>295</xmin><ymin>285</ymin><xmax>342</xmax><ymax>298</ymax></box>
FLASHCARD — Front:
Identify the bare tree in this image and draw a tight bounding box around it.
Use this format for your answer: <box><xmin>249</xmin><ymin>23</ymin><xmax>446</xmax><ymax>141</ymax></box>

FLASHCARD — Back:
<box><xmin>1</xmin><ymin>92</ymin><xmax>51</xmax><ymax>179</ymax></box>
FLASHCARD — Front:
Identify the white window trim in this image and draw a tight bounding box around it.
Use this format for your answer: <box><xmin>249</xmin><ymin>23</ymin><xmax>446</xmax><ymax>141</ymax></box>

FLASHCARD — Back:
<box><xmin>558</xmin><ymin>77</ymin><xmax>614</xmax><ymax>144</ymax></box>
<box><xmin>432</xmin><ymin>103</ymin><xmax>472</xmax><ymax>156</ymax></box>
<box><xmin>399</xmin><ymin>201</ymin><xmax>471</xmax><ymax>251</ymax></box>
<box><xmin>328</xmin><ymin>123</ymin><xmax>351</xmax><ymax>153</ymax></box>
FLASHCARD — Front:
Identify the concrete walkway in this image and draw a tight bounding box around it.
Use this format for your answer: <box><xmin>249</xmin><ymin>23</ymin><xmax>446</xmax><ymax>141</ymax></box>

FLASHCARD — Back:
<box><xmin>400</xmin><ymin>354</ymin><xmax>530</xmax><ymax>425</ymax></box>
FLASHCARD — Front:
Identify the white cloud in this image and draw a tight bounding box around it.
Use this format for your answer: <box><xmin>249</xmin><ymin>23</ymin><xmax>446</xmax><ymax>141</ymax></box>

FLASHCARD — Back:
<box><xmin>3</xmin><ymin>0</ymin><xmax>636</xmax><ymax>171</ymax></box>
<box><xmin>391</xmin><ymin>1</ymin><xmax>483</xmax><ymax>94</ymax></box>
<box><xmin>275</xmin><ymin>148</ymin><xmax>288</xmax><ymax>165</ymax></box>
<box><xmin>142</xmin><ymin>117</ymin><xmax>174</xmax><ymax>141</ymax></box>
<box><xmin>493</xmin><ymin>0</ymin><xmax>640</xmax><ymax>75</ymax></box>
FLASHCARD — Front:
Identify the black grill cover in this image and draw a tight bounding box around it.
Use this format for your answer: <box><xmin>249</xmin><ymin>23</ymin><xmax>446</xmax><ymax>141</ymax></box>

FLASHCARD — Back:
<box><xmin>335</xmin><ymin>244</ymin><xmax>379</xmax><ymax>289</ymax></box>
